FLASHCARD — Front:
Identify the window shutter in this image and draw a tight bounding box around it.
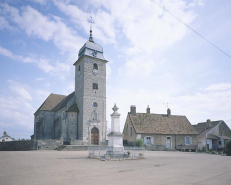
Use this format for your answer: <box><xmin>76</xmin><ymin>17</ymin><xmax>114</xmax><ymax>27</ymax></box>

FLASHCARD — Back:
<box><xmin>144</xmin><ymin>137</ymin><xmax>147</xmax><ymax>144</ymax></box>
<box><xmin>190</xmin><ymin>137</ymin><xmax>192</xmax><ymax>145</ymax></box>
<box><xmin>151</xmin><ymin>137</ymin><xmax>154</xmax><ymax>145</ymax></box>
<box><xmin>184</xmin><ymin>137</ymin><xmax>186</xmax><ymax>145</ymax></box>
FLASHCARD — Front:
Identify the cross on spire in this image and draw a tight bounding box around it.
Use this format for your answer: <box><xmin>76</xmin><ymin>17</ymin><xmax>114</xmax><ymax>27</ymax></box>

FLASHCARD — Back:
<box><xmin>89</xmin><ymin>16</ymin><xmax>94</xmax><ymax>43</ymax></box>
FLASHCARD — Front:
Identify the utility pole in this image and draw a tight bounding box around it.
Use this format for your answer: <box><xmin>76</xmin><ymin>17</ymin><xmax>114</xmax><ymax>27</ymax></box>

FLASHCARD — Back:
<box><xmin>205</xmin><ymin>126</ymin><xmax>208</xmax><ymax>152</ymax></box>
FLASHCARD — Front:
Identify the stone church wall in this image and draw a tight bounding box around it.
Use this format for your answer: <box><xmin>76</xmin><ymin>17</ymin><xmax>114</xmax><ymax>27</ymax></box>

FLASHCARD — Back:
<box><xmin>54</xmin><ymin>107</ymin><xmax>67</xmax><ymax>139</ymax></box>
<box><xmin>67</xmin><ymin>112</ymin><xmax>78</xmax><ymax>140</ymax></box>
<box><xmin>75</xmin><ymin>57</ymin><xmax>84</xmax><ymax>140</ymax></box>
<box><xmin>43</xmin><ymin>111</ymin><xmax>55</xmax><ymax>139</ymax></box>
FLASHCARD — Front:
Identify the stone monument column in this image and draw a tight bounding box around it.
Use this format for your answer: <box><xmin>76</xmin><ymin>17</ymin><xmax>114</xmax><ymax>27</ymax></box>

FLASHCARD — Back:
<box><xmin>107</xmin><ymin>104</ymin><xmax>124</xmax><ymax>157</ymax></box>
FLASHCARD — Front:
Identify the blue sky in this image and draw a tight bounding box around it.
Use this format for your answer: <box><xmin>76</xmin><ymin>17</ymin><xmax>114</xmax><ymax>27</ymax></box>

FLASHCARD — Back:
<box><xmin>0</xmin><ymin>0</ymin><xmax>231</xmax><ymax>139</ymax></box>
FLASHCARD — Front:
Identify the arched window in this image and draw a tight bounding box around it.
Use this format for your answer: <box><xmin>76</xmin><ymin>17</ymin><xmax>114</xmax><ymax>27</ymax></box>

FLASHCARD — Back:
<box><xmin>93</xmin><ymin>63</ymin><xmax>98</xmax><ymax>70</ymax></box>
<box><xmin>78</xmin><ymin>65</ymin><xmax>81</xmax><ymax>76</ymax></box>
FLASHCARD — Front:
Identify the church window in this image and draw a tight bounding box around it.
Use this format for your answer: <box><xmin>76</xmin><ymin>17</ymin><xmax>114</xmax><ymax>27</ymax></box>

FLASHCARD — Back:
<box><xmin>93</xmin><ymin>63</ymin><xmax>98</xmax><ymax>70</ymax></box>
<box><xmin>130</xmin><ymin>127</ymin><xmax>132</xmax><ymax>137</ymax></box>
<box><xmin>78</xmin><ymin>65</ymin><xmax>81</xmax><ymax>76</ymax></box>
<box><xmin>93</xmin><ymin>102</ymin><xmax>98</xmax><ymax>107</ymax></box>
<box><xmin>93</xmin><ymin>83</ymin><xmax>98</xmax><ymax>89</ymax></box>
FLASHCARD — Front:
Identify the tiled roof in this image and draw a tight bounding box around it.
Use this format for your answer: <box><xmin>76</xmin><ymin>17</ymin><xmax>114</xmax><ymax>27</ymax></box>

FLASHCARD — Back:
<box><xmin>218</xmin><ymin>135</ymin><xmax>230</xmax><ymax>140</ymax></box>
<box><xmin>53</xmin><ymin>92</ymin><xmax>75</xmax><ymax>111</ymax></box>
<box><xmin>35</xmin><ymin>93</ymin><xmax>66</xmax><ymax>114</ymax></box>
<box><xmin>193</xmin><ymin>121</ymin><xmax>221</xmax><ymax>134</ymax></box>
<box><xmin>196</xmin><ymin>121</ymin><xmax>222</xmax><ymax>142</ymax></box>
<box><xmin>129</xmin><ymin>113</ymin><xmax>197</xmax><ymax>135</ymax></box>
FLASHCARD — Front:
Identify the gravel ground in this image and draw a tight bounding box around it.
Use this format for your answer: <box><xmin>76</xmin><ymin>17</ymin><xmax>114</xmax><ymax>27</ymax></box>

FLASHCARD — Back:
<box><xmin>0</xmin><ymin>150</ymin><xmax>230</xmax><ymax>185</ymax></box>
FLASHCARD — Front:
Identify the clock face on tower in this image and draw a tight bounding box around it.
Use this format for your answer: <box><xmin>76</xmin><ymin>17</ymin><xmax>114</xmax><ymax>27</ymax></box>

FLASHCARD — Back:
<box><xmin>92</xmin><ymin>69</ymin><xmax>98</xmax><ymax>75</ymax></box>
<box><xmin>92</xmin><ymin>50</ymin><xmax>97</xmax><ymax>57</ymax></box>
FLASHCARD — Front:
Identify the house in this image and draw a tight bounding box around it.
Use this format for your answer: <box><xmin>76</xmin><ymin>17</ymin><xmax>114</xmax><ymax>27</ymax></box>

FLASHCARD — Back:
<box><xmin>123</xmin><ymin>105</ymin><xmax>198</xmax><ymax>151</ymax></box>
<box><xmin>193</xmin><ymin>119</ymin><xmax>231</xmax><ymax>151</ymax></box>
<box><xmin>0</xmin><ymin>131</ymin><xmax>14</xmax><ymax>142</ymax></box>
<box><xmin>33</xmin><ymin>28</ymin><xmax>108</xmax><ymax>145</ymax></box>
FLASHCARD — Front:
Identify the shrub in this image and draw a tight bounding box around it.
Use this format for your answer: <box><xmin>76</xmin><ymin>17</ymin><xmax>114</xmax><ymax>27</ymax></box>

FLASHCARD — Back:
<box><xmin>226</xmin><ymin>139</ymin><xmax>231</xmax><ymax>151</ymax></box>
<box><xmin>136</xmin><ymin>138</ymin><xmax>144</xmax><ymax>147</ymax></box>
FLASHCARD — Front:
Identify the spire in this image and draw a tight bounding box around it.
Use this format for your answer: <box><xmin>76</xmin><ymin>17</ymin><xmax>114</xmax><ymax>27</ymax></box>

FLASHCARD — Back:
<box><xmin>89</xmin><ymin>16</ymin><xmax>94</xmax><ymax>43</ymax></box>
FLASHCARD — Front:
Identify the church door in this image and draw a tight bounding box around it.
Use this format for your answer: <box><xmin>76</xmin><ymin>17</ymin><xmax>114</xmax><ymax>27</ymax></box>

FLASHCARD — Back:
<box><xmin>91</xmin><ymin>127</ymin><xmax>99</xmax><ymax>145</ymax></box>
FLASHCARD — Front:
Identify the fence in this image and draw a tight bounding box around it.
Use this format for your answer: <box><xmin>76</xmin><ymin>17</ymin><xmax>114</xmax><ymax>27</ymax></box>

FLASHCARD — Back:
<box><xmin>88</xmin><ymin>146</ymin><xmax>145</xmax><ymax>159</ymax></box>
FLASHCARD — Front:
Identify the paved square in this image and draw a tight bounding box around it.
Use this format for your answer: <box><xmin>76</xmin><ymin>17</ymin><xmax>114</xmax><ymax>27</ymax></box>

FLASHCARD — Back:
<box><xmin>0</xmin><ymin>151</ymin><xmax>231</xmax><ymax>185</ymax></box>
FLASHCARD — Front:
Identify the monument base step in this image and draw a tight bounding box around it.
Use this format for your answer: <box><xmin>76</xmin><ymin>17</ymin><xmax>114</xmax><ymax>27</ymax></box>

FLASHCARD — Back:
<box><xmin>57</xmin><ymin>145</ymin><xmax>106</xmax><ymax>151</ymax></box>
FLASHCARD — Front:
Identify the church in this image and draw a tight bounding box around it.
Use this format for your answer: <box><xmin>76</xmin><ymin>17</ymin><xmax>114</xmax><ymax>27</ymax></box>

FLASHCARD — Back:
<box><xmin>33</xmin><ymin>29</ymin><xmax>107</xmax><ymax>145</ymax></box>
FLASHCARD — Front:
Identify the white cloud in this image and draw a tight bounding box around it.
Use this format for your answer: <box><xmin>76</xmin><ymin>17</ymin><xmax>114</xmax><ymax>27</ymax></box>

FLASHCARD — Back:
<box><xmin>0</xmin><ymin>81</ymin><xmax>36</xmax><ymax>130</ymax></box>
<box><xmin>53</xmin><ymin>0</ymin><xmax>117</xmax><ymax>44</ymax></box>
<box><xmin>204</xmin><ymin>83</ymin><xmax>231</xmax><ymax>91</ymax></box>
<box><xmin>35</xmin><ymin>89</ymin><xmax>50</xmax><ymax>99</ymax></box>
<box><xmin>107</xmin><ymin>86</ymin><xmax>231</xmax><ymax>130</ymax></box>
<box><xmin>0</xmin><ymin>16</ymin><xmax>12</xmax><ymax>30</ymax></box>
<box><xmin>8</xmin><ymin>80</ymin><xmax>32</xmax><ymax>101</ymax></box>
<box><xmin>0</xmin><ymin>46</ymin><xmax>70</xmax><ymax>78</ymax></box>
<box><xmin>1</xmin><ymin>4</ymin><xmax>85</xmax><ymax>54</ymax></box>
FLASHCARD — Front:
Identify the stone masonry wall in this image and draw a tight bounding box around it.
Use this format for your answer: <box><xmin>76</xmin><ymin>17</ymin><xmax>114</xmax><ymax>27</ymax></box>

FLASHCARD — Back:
<box><xmin>82</xmin><ymin>57</ymin><xmax>107</xmax><ymax>144</ymax></box>
<box><xmin>0</xmin><ymin>141</ymin><xmax>37</xmax><ymax>151</ymax></box>
<box><xmin>74</xmin><ymin>56</ymin><xmax>107</xmax><ymax>144</ymax></box>
<box><xmin>38</xmin><ymin>139</ymin><xmax>63</xmax><ymax>150</ymax></box>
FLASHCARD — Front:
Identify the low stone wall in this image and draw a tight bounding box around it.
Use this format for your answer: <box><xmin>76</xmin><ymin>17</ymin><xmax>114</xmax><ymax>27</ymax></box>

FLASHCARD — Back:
<box><xmin>146</xmin><ymin>145</ymin><xmax>167</xmax><ymax>151</ymax></box>
<box><xmin>38</xmin><ymin>139</ymin><xmax>63</xmax><ymax>150</ymax></box>
<box><xmin>0</xmin><ymin>141</ymin><xmax>37</xmax><ymax>151</ymax></box>
<box><xmin>176</xmin><ymin>145</ymin><xmax>198</xmax><ymax>152</ymax></box>
<box><xmin>70</xmin><ymin>139</ymin><xmax>86</xmax><ymax>145</ymax></box>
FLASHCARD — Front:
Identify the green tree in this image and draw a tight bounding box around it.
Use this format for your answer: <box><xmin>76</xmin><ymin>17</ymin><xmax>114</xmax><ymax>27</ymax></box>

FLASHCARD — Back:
<box><xmin>226</xmin><ymin>139</ymin><xmax>231</xmax><ymax>151</ymax></box>
<box><xmin>136</xmin><ymin>138</ymin><xmax>144</xmax><ymax>147</ymax></box>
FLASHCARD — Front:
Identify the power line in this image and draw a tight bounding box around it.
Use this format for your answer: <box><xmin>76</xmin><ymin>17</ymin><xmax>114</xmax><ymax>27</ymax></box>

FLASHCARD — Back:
<box><xmin>150</xmin><ymin>0</ymin><xmax>231</xmax><ymax>59</ymax></box>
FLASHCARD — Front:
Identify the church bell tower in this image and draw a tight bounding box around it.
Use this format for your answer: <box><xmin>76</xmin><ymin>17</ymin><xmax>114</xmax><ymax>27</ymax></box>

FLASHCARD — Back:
<box><xmin>73</xmin><ymin>26</ymin><xmax>107</xmax><ymax>145</ymax></box>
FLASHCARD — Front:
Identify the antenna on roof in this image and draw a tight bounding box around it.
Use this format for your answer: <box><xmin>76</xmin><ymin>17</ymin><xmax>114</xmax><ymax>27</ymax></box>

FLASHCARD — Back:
<box><xmin>89</xmin><ymin>16</ymin><xmax>94</xmax><ymax>43</ymax></box>
<box><xmin>163</xmin><ymin>102</ymin><xmax>168</xmax><ymax>108</ymax></box>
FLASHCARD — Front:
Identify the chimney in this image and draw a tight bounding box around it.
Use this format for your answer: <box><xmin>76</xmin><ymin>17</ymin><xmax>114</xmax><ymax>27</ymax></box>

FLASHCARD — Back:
<box><xmin>167</xmin><ymin>108</ymin><xmax>171</xmax><ymax>117</ymax></box>
<box><xmin>146</xmin><ymin>105</ymin><xmax>150</xmax><ymax>113</ymax></box>
<box><xmin>206</xmin><ymin>119</ymin><xmax>211</xmax><ymax>128</ymax></box>
<box><xmin>130</xmin><ymin>105</ymin><xmax>136</xmax><ymax>116</ymax></box>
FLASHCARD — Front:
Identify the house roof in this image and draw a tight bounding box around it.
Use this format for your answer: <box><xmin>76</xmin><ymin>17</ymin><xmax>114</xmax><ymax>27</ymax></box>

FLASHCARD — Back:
<box><xmin>0</xmin><ymin>131</ymin><xmax>13</xmax><ymax>139</ymax></box>
<box><xmin>129</xmin><ymin>113</ymin><xmax>197</xmax><ymax>135</ymax></box>
<box><xmin>195</xmin><ymin>120</ymin><xmax>223</xmax><ymax>142</ymax></box>
<box><xmin>193</xmin><ymin>120</ymin><xmax>221</xmax><ymax>134</ymax></box>
<box><xmin>218</xmin><ymin>135</ymin><xmax>230</xmax><ymax>140</ymax></box>
<box><xmin>34</xmin><ymin>93</ymin><xmax>66</xmax><ymax>114</ymax></box>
